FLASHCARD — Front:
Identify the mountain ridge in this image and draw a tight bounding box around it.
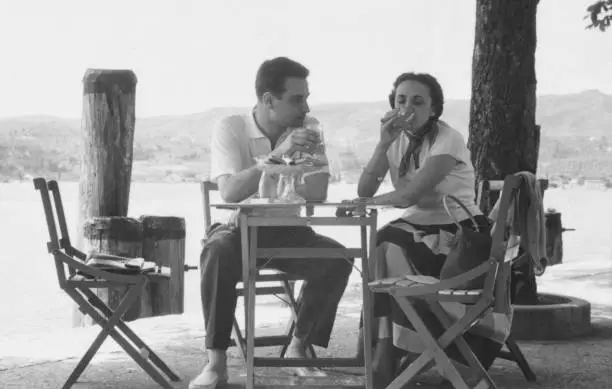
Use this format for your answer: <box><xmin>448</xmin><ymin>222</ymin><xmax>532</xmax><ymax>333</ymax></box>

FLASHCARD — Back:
<box><xmin>1</xmin><ymin>90</ymin><xmax>610</xmax><ymax>182</ymax></box>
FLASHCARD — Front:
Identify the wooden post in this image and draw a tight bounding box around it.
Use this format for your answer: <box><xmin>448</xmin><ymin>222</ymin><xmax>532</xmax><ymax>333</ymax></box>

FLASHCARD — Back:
<box><xmin>139</xmin><ymin>215</ymin><xmax>186</xmax><ymax>317</ymax></box>
<box><xmin>73</xmin><ymin>69</ymin><xmax>138</xmax><ymax>327</ymax></box>
<box><xmin>545</xmin><ymin>211</ymin><xmax>564</xmax><ymax>267</ymax></box>
<box><xmin>78</xmin><ymin>217</ymin><xmax>143</xmax><ymax>326</ymax></box>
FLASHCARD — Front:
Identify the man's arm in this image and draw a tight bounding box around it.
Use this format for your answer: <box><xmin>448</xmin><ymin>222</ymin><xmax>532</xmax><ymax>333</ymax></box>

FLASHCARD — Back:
<box><xmin>371</xmin><ymin>154</ymin><xmax>456</xmax><ymax>205</ymax></box>
<box><xmin>210</xmin><ymin>116</ymin><xmax>262</xmax><ymax>203</ymax></box>
<box><xmin>217</xmin><ymin>167</ymin><xmax>262</xmax><ymax>203</ymax></box>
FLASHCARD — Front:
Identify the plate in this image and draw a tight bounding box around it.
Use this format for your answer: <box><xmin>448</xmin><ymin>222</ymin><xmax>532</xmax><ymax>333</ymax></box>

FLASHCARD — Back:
<box><xmin>257</xmin><ymin>163</ymin><xmax>322</xmax><ymax>175</ymax></box>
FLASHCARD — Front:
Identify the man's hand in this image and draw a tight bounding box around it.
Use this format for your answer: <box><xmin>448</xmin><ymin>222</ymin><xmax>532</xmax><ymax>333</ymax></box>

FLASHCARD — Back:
<box><xmin>289</xmin><ymin>127</ymin><xmax>321</xmax><ymax>154</ymax></box>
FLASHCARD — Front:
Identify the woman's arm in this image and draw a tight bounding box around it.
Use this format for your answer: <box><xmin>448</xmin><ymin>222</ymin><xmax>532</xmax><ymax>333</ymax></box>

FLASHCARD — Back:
<box><xmin>358</xmin><ymin>110</ymin><xmax>410</xmax><ymax>197</ymax></box>
<box><xmin>370</xmin><ymin>154</ymin><xmax>457</xmax><ymax>206</ymax></box>
<box><xmin>357</xmin><ymin>142</ymin><xmax>391</xmax><ymax>198</ymax></box>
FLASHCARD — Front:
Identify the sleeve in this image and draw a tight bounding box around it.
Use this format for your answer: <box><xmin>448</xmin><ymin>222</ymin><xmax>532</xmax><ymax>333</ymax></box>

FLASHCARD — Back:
<box><xmin>209</xmin><ymin>116</ymin><xmax>245</xmax><ymax>183</ymax></box>
<box><xmin>427</xmin><ymin>126</ymin><xmax>470</xmax><ymax>164</ymax></box>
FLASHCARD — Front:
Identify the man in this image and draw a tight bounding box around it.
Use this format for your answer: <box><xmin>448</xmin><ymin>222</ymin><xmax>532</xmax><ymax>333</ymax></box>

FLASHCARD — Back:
<box><xmin>190</xmin><ymin>57</ymin><xmax>353</xmax><ymax>389</ymax></box>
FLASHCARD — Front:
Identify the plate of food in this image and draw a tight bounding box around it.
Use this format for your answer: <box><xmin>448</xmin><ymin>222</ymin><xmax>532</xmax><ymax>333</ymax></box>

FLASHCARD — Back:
<box><xmin>256</xmin><ymin>154</ymin><xmax>327</xmax><ymax>175</ymax></box>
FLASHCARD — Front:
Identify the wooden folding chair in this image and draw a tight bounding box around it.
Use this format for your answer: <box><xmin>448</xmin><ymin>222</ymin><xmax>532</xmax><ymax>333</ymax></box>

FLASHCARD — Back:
<box><xmin>33</xmin><ymin>177</ymin><xmax>181</xmax><ymax>389</ymax></box>
<box><xmin>200</xmin><ymin>180</ymin><xmax>315</xmax><ymax>360</ymax></box>
<box><xmin>476</xmin><ymin>178</ymin><xmax>537</xmax><ymax>382</ymax></box>
<box><xmin>369</xmin><ymin>175</ymin><xmax>524</xmax><ymax>389</ymax></box>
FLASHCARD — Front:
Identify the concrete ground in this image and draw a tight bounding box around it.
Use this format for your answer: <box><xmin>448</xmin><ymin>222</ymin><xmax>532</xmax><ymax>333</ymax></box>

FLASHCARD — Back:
<box><xmin>1</xmin><ymin>293</ymin><xmax>612</xmax><ymax>389</ymax></box>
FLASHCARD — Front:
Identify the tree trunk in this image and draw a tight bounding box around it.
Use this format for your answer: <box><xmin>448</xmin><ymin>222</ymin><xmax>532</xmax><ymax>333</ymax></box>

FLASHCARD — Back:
<box><xmin>468</xmin><ymin>0</ymin><xmax>540</xmax><ymax>184</ymax></box>
<box><xmin>468</xmin><ymin>0</ymin><xmax>540</xmax><ymax>305</ymax></box>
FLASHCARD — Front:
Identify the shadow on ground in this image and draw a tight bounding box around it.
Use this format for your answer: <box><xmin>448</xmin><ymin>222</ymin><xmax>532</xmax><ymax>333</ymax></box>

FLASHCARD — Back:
<box><xmin>1</xmin><ymin>312</ymin><xmax>612</xmax><ymax>388</ymax></box>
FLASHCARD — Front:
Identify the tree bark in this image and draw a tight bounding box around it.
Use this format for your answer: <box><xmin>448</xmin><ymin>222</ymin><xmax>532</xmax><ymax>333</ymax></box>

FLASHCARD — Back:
<box><xmin>468</xmin><ymin>0</ymin><xmax>540</xmax><ymax>184</ymax></box>
<box><xmin>139</xmin><ymin>215</ymin><xmax>186</xmax><ymax>318</ymax></box>
<box><xmin>77</xmin><ymin>69</ymin><xmax>137</xmax><ymax>224</ymax></box>
<box><xmin>77</xmin><ymin>217</ymin><xmax>143</xmax><ymax>326</ymax></box>
<box><xmin>74</xmin><ymin>69</ymin><xmax>138</xmax><ymax>326</ymax></box>
<box><xmin>469</xmin><ymin>0</ymin><xmax>540</xmax><ymax>305</ymax></box>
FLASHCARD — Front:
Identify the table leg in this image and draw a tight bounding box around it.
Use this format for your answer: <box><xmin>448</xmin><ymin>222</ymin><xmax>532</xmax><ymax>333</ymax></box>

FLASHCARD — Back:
<box><xmin>240</xmin><ymin>215</ymin><xmax>258</xmax><ymax>389</ymax></box>
<box><xmin>361</xmin><ymin>214</ymin><xmax>377</xmax><ymax>389</ymax></box>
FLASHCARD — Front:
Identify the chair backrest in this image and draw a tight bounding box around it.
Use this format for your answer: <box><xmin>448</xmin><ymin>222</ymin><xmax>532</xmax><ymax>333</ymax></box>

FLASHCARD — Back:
<box><xmin>35</xmin><ymin>178</ymin><xmax>150</xmax><ymax>287</ymax></box>
<box><xmin>33</xmin><ymin>178</ymin><xmax>87</xmax><ymax>287</ymax></box>
<box><xmin>200</xmin><ymin>180</ymin><xmax>218</xmax><ymax>238</ymax></box>
<box><xmin>480</xmin><ymin>175</ymin><xmax>522</xmax><ymax>314</ymax></box>
<box><xmin>477</xmin><ymin>177</ymin><xmax>548</xmax><ymax>215</ymax></box>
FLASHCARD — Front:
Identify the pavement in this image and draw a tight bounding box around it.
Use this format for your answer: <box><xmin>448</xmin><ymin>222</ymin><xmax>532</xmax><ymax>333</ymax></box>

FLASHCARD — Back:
<box><xmin>1</xmin><ymin>292</ymin><xmax>612</xmax><ymax>389</ymax></box>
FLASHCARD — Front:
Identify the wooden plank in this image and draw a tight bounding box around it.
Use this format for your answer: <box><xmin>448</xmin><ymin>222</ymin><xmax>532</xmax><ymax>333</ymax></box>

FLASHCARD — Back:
<box><xmin>254</xmin><ymin>357</ymin><xmax>363</xmax><ymax>368</ymax></box>
<box><xmin>79</xmin><ymin>217</ymin><xmax>143</xmax><ymax>324</ymax></box>
<box><xmin>248</xmin><ymin>272</ymin><xmax>300</xmax><ymax>282</ymax></box>
<box><xmin>67</xmin><ymin>279</ymin><xmax>133</xmax><ymax>288</ymax></box>
<box><xmin>257</xmin><ymin>248</ymin><xmax>362</xmax><ymax>260</ymax></box>
<box><xmin>248</xmin><ymin>217</ymin><xmax>371</xmax><ymax>227</ymax></box>
<box><xmin>210</xmin><ymin>202</ymin><xmax>353</xmax><ymax>208</ymax></box>
<box><xmin>251</xmin><ymin>336</ymin><xmax>289</xmax><ymax>348</ymax></box>
<box><xmin>139</xmin><ymin>216</ymin><xmax>186</xmax><ymax>318</ymax></box>
<box><xmin>248</xmin><ymin>371</ymin><xmax>366</xmax><ymax>389</ymax></box>
<box><xmin>236</xmin><ymin>286</ymin><xmax>287</xmax><ymax>296</ymax></box>
<box><xmin>245</xmin><ymin>220</ymin><xmax>258</xmax><ymax>389</ymax></box>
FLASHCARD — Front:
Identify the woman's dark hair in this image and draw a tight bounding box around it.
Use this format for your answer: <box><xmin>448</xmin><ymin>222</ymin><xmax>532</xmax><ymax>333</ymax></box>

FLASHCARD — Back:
<box><xmin>255</xmin><ymin>57</ymin><xmax>310</xmax><ymax>100</ymax></box>
<box><xmin>388</xmin><ymin>72</ymin><xmax>445</xmax><ymax>120</ymax></box>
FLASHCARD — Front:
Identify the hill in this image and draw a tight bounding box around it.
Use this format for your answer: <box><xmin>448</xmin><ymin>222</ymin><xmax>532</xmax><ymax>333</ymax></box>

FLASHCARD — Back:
<box><xmin>1</xmin><ymin>90</ymin><xmax>611</xmax><ymax>183</ymax></box>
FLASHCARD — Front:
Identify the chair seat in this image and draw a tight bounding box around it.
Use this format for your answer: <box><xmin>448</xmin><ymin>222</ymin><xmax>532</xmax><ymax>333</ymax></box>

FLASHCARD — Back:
<box><xmin>250</xmin><ymin>269</ymin><xmax>305</xmax><ymax>282</ymax></box>
<box><xmin>69</xmin><ymin>266</ymin><xmax>171</xmax><ymax>286</ymax></box>
<box><xmin>369</xmin><ymin>276</ymin><xmax>484</xmax><ymax>303</ymax></box>
<box><xmin>435</xmin><ymin>289</ymin><xmax>483</xmax><ymax>303</ymax></box>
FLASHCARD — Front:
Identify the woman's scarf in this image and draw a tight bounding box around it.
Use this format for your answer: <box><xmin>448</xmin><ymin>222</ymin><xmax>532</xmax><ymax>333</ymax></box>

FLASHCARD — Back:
<box><xmin>398</xmin><ymin>120</ymin><xmax>438</xmax><ymax>177</ymax></box>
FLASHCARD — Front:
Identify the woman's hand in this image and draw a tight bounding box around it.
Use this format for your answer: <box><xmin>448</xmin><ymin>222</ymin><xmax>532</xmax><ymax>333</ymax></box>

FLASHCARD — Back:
<box><xmin>335</xmin><ymin>197</ymin><xmax>374</xmax><ymax>217</ymax></box>
<box><xmin>379</xmin><ymin>109</ymin><xmax>415</xmax><ymax>148</ymax></box>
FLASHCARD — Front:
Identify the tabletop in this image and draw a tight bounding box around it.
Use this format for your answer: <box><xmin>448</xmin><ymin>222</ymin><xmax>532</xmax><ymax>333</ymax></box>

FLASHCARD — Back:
<box><xmin>209</xmin><ymin>199</ymin><xmax>407</xmax><ymax>210</ymax></box>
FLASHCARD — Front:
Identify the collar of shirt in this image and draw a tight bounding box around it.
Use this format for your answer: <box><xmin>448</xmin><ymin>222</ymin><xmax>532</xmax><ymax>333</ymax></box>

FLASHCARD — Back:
<box><xmin>245</xmin><ymin>107</ymin><xmax>294</xmax><ymax>154</ymax></box>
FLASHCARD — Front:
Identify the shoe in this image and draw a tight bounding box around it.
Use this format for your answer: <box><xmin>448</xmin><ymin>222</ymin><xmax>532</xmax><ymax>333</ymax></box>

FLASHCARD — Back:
<box><xmin>188</xmin><ymin>368</ymin><xmax>229</xmax><ymax>389</ymax></box>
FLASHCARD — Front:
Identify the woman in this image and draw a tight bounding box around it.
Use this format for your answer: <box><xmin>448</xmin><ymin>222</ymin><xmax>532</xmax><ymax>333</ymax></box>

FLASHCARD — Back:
<box><xmin>355</xmin><ymin>72</ymin><xmax>502</xmax><ymax>385</ymax></box>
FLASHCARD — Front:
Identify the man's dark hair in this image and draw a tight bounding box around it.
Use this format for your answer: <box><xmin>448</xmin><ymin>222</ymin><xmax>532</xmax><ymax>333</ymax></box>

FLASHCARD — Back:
<box><xmin>255</xmin><ymin>57</ymin><xmax>310</xmax><ymax>100</ymax></box>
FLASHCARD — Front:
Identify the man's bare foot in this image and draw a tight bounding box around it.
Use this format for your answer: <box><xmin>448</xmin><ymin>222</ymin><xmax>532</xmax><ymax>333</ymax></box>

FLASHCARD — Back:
<box><xmin>189</xmin><ymin>350</ymin><xmax>229</xmax><ymax>389</ymax></box>
<box><xmin>284</xmin><ymin>344</ymin><xmax>308</xmax><ymax>359</ymax></box>
<box><xmin>284</xmin><ymin>338</ymin><xmax>327</xmax><ymax>377</ymax></box>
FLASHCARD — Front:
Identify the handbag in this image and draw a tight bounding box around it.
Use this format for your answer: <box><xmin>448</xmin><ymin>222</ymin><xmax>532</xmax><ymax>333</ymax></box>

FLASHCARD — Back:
<box><xmin>439</xmin><ymin>195</ymin><xmax>492</xmax><ymax>289</ymax></box>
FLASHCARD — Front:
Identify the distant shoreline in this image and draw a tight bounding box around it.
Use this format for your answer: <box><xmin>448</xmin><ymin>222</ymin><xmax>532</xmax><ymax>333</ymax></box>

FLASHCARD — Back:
<box><xmin>3</xmin><ymin>176</ymin><xmax>611</xmax><ymax>191</ymax></box>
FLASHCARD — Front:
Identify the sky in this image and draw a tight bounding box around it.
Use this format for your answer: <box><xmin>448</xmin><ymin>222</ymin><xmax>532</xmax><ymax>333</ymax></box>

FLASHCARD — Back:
<box><xmin>0</xmin><ymin>0</ymin><xmax>610</xmax><ymax>118</ymax></box>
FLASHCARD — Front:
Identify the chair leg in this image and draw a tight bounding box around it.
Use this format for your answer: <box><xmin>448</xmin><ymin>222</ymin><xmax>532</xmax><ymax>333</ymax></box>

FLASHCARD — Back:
<box><xmin>387</xmin><ymin>349</ymin><xmax>437</xmax><ymax>389</ymax></box>
<box><xmin>62</xmin><ymin>286</ymin><xmax>141</xmax><ymax>388</ymax></box>
<box><xmin>233</xmin><ymin>316</ymin><xmax>248</xmax><ymax>360</ymax></box>
<box><xmin>504</xmin><ymin>335</ymin><xmax>536</xmax><ymax>381</ymax></box>
<box><xmin>64</xmin><ymin>284</ymin><xmax>176</xmax><ymax>389</ymax></box>
<box><xmin>279</xmin><ymin>279</ymin><xmax>316</xmax><ymax>358</ymax></box>
<box><xmin>233</xmin><ymin>279</ymin><xmax>316</xmax><ymax>361</ymax></box>
<box><xmin>390</xmin><ymin>298</ymin><xmax>466</xmax><ymax>389</ymax></box>
<box><xmin>393</xmin><ymin>297</ymin><xmax>500</xmax><ymax>389</ymax></box>
<box><xmin>428</xmin><ymin>301</ymin><xmax>498</xmax><ymax>389</ymax></box>
<box><xmin>62</xmin><ymin>292</ymin><xmax>119</xmax><ymax>388</ymax></box>
<box><xmin>80</xmin><ymin>288</ymin><xmax>181</xmax><ymax>381</ymax></box>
